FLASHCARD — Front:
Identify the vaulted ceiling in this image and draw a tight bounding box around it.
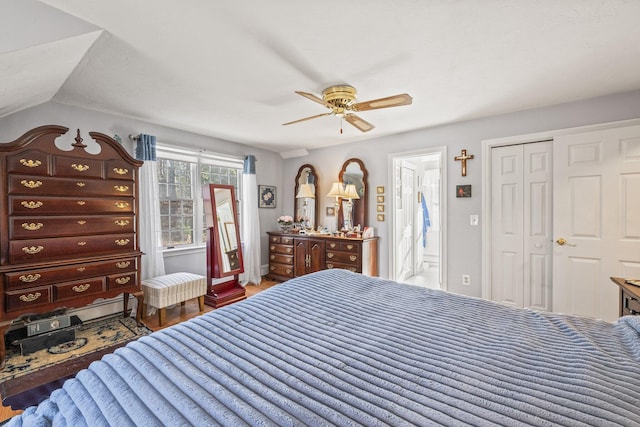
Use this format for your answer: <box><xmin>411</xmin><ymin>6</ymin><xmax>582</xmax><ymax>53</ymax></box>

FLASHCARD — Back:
<box><xmin>3</xmin><ymin>0</ymin><xmax>640</xmax><ymax>155</ymax></box>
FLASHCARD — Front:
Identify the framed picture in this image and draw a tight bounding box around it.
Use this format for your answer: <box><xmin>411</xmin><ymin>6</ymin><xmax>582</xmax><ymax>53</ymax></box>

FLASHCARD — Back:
<box><xmin>376</xmin><ymin>195</ymin><xmax>385</xmax><ymax>203</ymax></box>
<box><xmin>258</xmin><ymin>185</ymin><xmax>276</xmax><ymax>208</ymax></box>
<box><xmin>377</xmin><ymin>204</ymin><xmax>385</xmax><ymax>212</ymax></box>
<box><xmin>326</xmin><ymin>206</ymin><xmax>335</xmax><ymax>216</ymax></box>
<box><xmin>456</xmin><ymin>185</ymin><xmax>472</xmax><ymax>198</ymax></box>
<box><xmin>376</xmin><ymin>186</ymin><xmax>385</xmax><ymax>194</ymax></box>
<box><xmin>377</xmin><ymin>213</ymin><xmax>385</xmax><ymax>221</ymax></box>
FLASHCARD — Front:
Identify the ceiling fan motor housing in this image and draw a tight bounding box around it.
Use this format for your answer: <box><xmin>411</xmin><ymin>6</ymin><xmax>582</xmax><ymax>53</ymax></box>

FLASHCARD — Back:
<box><xmin>322</xmin><ymin>85</ymin><xmax>357</xmax><ymax>113</ymax></box>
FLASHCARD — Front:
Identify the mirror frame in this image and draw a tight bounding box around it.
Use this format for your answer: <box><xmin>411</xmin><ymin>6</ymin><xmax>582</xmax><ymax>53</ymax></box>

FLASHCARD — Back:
<box><xmin>203</xmin><ymin>184</ymin><xmax>244</xmax><ymax>278</ymax></box>
<box><xmin>338</xmin><ymin>158</ymin><xmax>368</xmax><ymax>230</ymax></box>
<box><xmin>294</xmin><ymin>164</ymin><xmax>319</xmax><ymax>230</ymax></box>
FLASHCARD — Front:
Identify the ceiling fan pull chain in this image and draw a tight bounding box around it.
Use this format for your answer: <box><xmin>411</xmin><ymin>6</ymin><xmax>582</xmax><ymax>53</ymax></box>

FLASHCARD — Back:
<box><xmin>340</xmin><ymin>116</ymin><xmax>343</xmax><ymax>134</ymax></box>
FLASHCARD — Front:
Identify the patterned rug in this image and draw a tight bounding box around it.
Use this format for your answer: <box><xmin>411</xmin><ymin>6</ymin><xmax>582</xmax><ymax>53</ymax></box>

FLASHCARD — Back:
<box><xmin>0</xmin><ymin>315</ymin><xmax>152</xmax><ymax>409</ymax></box>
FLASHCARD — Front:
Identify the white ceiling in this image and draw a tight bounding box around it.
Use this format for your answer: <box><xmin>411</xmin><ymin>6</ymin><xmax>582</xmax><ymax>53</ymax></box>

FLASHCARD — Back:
<box><xmin>3</xmin><ymin>0</ymin><xmax>640</xmax><ymax>155</ymax></box>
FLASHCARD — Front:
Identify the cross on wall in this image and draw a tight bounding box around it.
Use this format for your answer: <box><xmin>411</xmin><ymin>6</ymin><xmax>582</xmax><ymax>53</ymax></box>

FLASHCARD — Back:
<box><xmin>454</xmin><ymin>149</ymin><xmax>474</xmax><ymax>177</ymax></box>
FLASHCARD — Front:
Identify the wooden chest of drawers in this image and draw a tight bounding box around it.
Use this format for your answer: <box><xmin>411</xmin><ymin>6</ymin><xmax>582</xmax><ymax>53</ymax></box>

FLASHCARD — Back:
<box><xmin>0</xmin><ymin>126</ymin><xmax>143</xmax><ymax>367</ymax></box>
<box><xmin>266</xmin><ymin>232</ymin><xmax>378</xmax><ymax>281</ymax></box>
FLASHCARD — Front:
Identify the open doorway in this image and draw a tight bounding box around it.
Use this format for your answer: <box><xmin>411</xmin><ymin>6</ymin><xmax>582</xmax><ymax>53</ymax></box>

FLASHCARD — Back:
<box><xmin>390</xmin><ymin>147</ymin><xmax>446</xmax><ymax>290</ymax></box>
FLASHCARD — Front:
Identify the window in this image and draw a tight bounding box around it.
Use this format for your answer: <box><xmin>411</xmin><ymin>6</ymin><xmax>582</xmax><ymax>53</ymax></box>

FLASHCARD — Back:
<box><xmin>157</xmin><ymin>146</ymin><xmax>242</xmax><ymax>249</ymax></box>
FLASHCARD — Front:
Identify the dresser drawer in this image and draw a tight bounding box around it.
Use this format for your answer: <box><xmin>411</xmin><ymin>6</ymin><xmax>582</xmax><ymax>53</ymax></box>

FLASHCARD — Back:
<box><xmin>269</xmin><ymin>243</ymin><xmax>294</xmax><ymax>255</ymax></box>
<box><xmin>53</xmin><ymin>155</ymin><xmax>103</xmax><ymax>178</ymax></box>
<box><xmin>268</xmin><ymin>263</ymin><xmax>294</xmax><ymax>278</ymax></box>
<box><xmin>269</xmin><ymin>235</ymin><xmax>294</xmax><ymax>245</ymax></box>
<box><xmin>9</xmin><ymin>196</ymin><xmax>134</xmax><ymax>215</ymax></box>
<box><xmin>4</xmin><ymin>257</ymin><xmax>138</xmax><ymax>290</ymax></box>
<box><xmin>54</xmin><ymin>277</ymin><xmax>105</xmax><ymax>302</ymax></box>
<box><xmin>8</xmin><ymin>175</ymin><xmax>134</xmax><ymax>197</ymax></box>
<box><xmin>5</xmin><ymin>286</ymin><xmax>51</xmax><ymax>312</ymax></box>
<box><xmin>327</xmin><ymin>241</ymin><xmax>360</xmax><ymax>252</ymax></box>
<box><xmin>10</xmin><ymin>215</ymin><xmax>135</xmax><ymax>239</ymax></box>
<box><xmin>325</xmin><ymin>250</ymin><xmax>360</xmax><ymax>265</ymax></box>
<box><xmin>269</xmin><ymin>253</ymin><xmax>293</xmax><ymax>265</ymax></box>
<box><xmin>106</xmin><ymin>272</ymin><xmax>138</xmax><ymax>291</ymax></box>
<box><xmin>325</xmin><ymin>262</ymin><xmax>359</xmax><ymax>273</ymax></box>
<box><xmin>6</xmin><ymin>151</ymin><xmax>50</xmax><ymax>176</ymax></box>
<box><xmin>9</xmin><ymin>233</ymin><xmax>136</xmax><ymax>264</ymax></box>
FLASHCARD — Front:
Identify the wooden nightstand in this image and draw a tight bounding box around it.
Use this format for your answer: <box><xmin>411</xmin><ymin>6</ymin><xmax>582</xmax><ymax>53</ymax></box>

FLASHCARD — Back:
<box><xmin>610</xmin><ymin>277</ymin><xmax>640</xmax><ymax>316</ymax></box>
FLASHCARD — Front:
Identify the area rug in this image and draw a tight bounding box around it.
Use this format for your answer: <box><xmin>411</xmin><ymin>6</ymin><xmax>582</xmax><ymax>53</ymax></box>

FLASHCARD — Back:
<box><xmin>0</xmin><ymin>315</ymin><xmax>152</xmax><ymax>409</ymax></box>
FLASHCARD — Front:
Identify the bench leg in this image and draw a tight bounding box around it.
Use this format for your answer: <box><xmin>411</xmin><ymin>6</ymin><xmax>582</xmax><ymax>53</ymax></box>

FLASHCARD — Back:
<box><xmin>198</xmin><ymin>295</ymin><xmax>204</xmax><ymax>312</ymax></box>
<box><xmin>141</xmin><ymin>302</ymin><xmax>147</xmax><ymax>320</ymax></box>
<box><xmin>158</xmin><ymin>307</ymin><xmax>166</xmax><ymax>326</ymax></box>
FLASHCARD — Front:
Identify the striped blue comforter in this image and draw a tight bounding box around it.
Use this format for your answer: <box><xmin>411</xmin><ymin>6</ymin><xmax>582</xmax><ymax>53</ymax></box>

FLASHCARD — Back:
<box><xmin>9</xmin><ymin>269</ymin><xmax>640</xmax><ymax>426</ymax></box>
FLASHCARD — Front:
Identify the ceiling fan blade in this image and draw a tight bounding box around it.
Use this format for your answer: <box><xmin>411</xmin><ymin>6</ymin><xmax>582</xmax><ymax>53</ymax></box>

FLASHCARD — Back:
<box><xmin>295</xmin><ymin>91</ymin><xmax>332</xmax><ymax>109</ymax></box>
<box><xmin>344</xmin><ymin>114</ymin><xmax>375</xmax><ymax>132</ymax></box>
<box><xmin>352</xmin><ymin>93</ymin><xmax>413</xmax><ymax>111</ymax></box>
<box><xmin>283</xmin><ymin>112</ymin><xmax>333</xmax><ymax>126</ymax></box>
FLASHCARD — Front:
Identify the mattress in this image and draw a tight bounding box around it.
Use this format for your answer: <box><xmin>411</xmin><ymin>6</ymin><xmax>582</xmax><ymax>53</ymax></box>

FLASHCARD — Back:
<box><xmin>8</xmin><ymin>269</ymin><xmax>640</xmax><ymax>426</ymax></box>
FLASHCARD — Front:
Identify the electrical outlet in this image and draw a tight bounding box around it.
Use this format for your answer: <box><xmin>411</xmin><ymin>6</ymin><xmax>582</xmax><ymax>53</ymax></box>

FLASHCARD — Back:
<box><xmin>470</xmin><ymin>214</ymin><xmax>479</xmax><ymax>226</ymax></box>
<box><xmin>462</xmin><ymin>274</ymin><xmax>471</xmax><ymax>286</ymax></box>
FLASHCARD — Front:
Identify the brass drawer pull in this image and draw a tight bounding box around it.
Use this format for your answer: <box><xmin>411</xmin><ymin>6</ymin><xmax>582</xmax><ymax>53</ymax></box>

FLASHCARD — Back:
<box><xmin>113</xmin><ymin>167</ymin><xmax>128</xmax><ymax>175</ymax></box>
<box><xmin>271</xmin><ymin>237</ymin><xmax>278</xmax><ymax>242</ymax></box>
<box><xmin>286</xmin><ymin>248</ymin><xmax>292</xmax><ymax>253</ymax></box>
<box><xmin>77</xmin><ymin>241</ymin><xmax>87</xmax><ymax>246</ymax></box>
<box><xmin>21</xmin><ymin>180</ymin><xmax>42</xmax><ymax>188</ymax></box>
<box><xmin>330</xmin><ymin>243</ymin><xmax>337</xmax><ymax>248</ymax></box>
<box><xmin>72</xmin><ymin>284</ymin><xmax>91</xmax><ymax>293</ymax></box>
<box><xmin>76</xmin><ymin>182</ymin><xmax>86</xmax><ymax>187</ymax></box>
<box><xmin>20</xmin><ymin>159</ymin><xmax>41</xmax><ymax>168</ymax></box>
<box><xmin>270</xmin><ymin>255</ymin><xmax>275</xmax><ymax>260</ymax></box>
<box><xmin>347</xmin><ymin>244</ymin><xmax>354</xmax><ymax>250</ymax></box>
<box><xmin>77</xmin><ymin>267</ymin><xmax>86</xmax><ymax>272</ymax></box>
<box><xmin>286</xmin><ymin>269</ymin><xmax>292</xmax><ymax>274</ymax></box>
<box><xmin>114</xmin><ymin>185</ymin><xmax>129</xmax><ymax>192</ymax></box>
<box><xmin>77</xmin><ymin>220</ymin><xmax>87</xmax><ymax>225</ymax></box>
<box><xmin>22</xmin><ymin>222</ymin><xmax>43</xmax><ymax>231</ymax></box>
<box><xmin>270</xmin><ymin>245</ymin><xmax>275</xmax><ymax>250</ymax></box>
<box><xmin>71</xmin><ymin>163</ymin><xmax>90</xmax><ymax>172</ymax></box>
<box><xmin>114</xmin><ymin>220</ymin><xmax>130</xmax><ymax>226</ymax></box>
<box><xmin>116</xmin><ymin>261</ymin><xmax>131</xmax><ymax>268</ymax></box>
<box><xmin>115</xmin><ymin>239</ymin><xmax>130</xmax><ymax>246</ymax></box>
<box><xmin>349</xmin><ymin>267</ymin><xmax>357</xmax><ymax>272</ymax></box>
<box><xmin>327</xmin><ymin>253</ymin><xmax>334</xmax><ymax>259</ymax></box>
<box><xmin>22</xmin><ymin>246</ymin><xmax>44</xmax><ymax>255</ymax></box>
<box><xmin>350</xmin><ymin>255</ymin><xmax>357</xmax><ymax>262</ymax></box>
<box><xmin>77</xmin><ymin>201</ymin><xmax>86</xmax><ymax>206</ymax></box>
<box><xmin>20</xmin><ymin>292</ymin><xmax>42</xmax><ymax>302</ymax></box>
<box><xmin>21</xmin><ymin>201</ymin><xmax>43</xmax><ymax>209</ymax></box>
<box><xmin>270</xmin><ymin>266</ymin><xmax>275</xmax><ymax>271</ymax></box>
<box><xmin>115</xmin><ymin>202</ymin><xmax>129</xmax><ymax>209</ymax></box>
<box><xmin>327</xmin><ymin>263</ymin><xmax>334</xmax><ymax>269</ymax></box>
<box><xmin>115</xmin><ymin>277</ymin><xmax>131</xmax><ymax>285</ymax></box>
<box><xmin>19</xmin><ymin>274</ymin><xmax>41</xmax><ymax>283</ymax></box>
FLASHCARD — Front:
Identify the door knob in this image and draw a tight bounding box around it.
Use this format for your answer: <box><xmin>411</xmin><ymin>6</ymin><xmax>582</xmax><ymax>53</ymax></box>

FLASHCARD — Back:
<box><xmin>556</xmin><ymin>238</ymin><xmax>576</xmax><ymax>247</ymax></box>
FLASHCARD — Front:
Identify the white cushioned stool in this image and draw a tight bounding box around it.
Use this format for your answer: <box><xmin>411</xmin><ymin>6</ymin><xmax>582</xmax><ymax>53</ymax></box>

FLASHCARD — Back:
<box><xmin>141</xmin><ymin>272</ymin><xmax>207</xmax><ymax>326</ymax></box>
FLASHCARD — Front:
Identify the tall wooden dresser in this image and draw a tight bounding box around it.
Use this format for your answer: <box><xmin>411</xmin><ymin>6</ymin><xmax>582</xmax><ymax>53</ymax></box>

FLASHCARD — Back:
<box><xmin>0</xmin><ymin>125</ymin><xmax>144</xmax><ymax>367</ymax></box>
<box><xmin>266</xmin><ymin>232</ymin><xmax>378</xmax><ymax>281</ymax></box>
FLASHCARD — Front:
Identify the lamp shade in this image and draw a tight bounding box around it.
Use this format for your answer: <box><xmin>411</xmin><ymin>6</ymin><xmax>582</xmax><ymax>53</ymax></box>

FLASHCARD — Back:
<box><xmin>296</xmin><ymin>183</ymin><xmax>315</xmax><ymax>199</ymax></box>
<box><xmin>327</xmin><ymin>182</ymin><xmax>345</xmax><ymax>198</ymax></box>
<box><xmin>343</xmin><ymin>184</ymin><xmax>360</xmax><ymax>200</ymax></box>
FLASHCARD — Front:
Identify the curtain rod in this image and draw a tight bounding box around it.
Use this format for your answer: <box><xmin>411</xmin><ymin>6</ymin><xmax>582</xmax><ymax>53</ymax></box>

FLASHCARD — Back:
<box><xmin>128</xmin><ymin>134</ymin><xmax>140</xmax><ymax>141</ymax></box>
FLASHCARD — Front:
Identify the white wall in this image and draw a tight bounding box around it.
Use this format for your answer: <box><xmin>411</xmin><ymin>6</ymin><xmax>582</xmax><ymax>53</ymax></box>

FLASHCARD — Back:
<box><xmin>282</xmin><ymin>89</ymin><xmax>640</xmax><ymax>297</ymax></box>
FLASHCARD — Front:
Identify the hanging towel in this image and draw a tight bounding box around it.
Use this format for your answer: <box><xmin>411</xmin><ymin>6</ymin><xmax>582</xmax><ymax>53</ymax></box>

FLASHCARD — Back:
<box><xmin>422</xmin><ymin>194</ymin><xmax>430</xmax><ymax>248</ymax></box>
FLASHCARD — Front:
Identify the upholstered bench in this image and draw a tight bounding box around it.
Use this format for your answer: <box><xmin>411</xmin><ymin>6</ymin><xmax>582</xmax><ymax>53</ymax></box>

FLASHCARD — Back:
<box><xmin>141</xmin><ymin>272</ymin><xmax>207</xmax><ymax>326</ymax></box>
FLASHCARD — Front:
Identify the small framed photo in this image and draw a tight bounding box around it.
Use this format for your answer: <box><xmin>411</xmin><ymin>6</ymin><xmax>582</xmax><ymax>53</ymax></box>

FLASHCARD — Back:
<box><xmin>376</xmin><ymin>195</ymin><xmax>385</xmax><ymax>203</ymax></box>
<box><xmin>377</xmin><ymin>204</ymin><xmax>385</xmax><ymax>212</ymax></box>
<box><xmin>456</xmin><ymin>185</ymin><xmax>472</xmax><ymax>198</ymax></box>
<box><xmin>376</xmin><ymin>186</ymin><xmax>384</xmax><ymax>194</ymax></box>
<box><xmin>326</xmin><ymin>206</ymin><xmax>335</xmax><ymax>216</ymax></box>
<box><xmin>377</xmin><ymin>213</ymin><xmax>385</xmax><ymax>221</ymax></box>
<box><xmin>258</xmin><ymin>185</ymin><xmax>276</xmax><ymax>208</ymax></box>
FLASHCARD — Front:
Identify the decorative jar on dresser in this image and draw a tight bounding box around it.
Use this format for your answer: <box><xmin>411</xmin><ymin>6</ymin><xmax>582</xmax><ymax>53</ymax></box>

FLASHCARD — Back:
<box><xmin>0</xmin><ymin>125</ymin><xmax>144</xmax><ymax>367</ymax></box>
<box><xmin>266</xmin><ymin>232</ymin><xmax>378</xmax><ymax>281</ymax></box>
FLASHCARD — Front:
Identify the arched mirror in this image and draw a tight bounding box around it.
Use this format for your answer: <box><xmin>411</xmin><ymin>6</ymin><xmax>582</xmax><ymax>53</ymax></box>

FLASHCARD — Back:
<box><xmin>294</xmin><ymin>164</ymin><xmax>318</xmax><ymax>230</ymax></box>
<box><xmin>203</xmin><ymin>184</ymin><xmax>244</xmax><ymax>277</ymax></box>
<box><xmin>338</xmin><ymin>158</ymin><xmax>368</xmax><ymax>230</ymax></box>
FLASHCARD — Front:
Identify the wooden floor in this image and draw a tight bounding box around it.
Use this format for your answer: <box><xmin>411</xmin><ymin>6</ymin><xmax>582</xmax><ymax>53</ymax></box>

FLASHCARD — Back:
<box><xmin>0</xmin><ymin>278</ymin><xmax>279</xmax><ymax>422</ymax></box>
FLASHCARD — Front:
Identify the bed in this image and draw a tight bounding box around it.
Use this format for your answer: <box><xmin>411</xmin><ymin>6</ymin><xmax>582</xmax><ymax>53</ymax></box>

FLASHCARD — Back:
<box><xmin>8</xmin><ymin>269</ymin><xmax>640</xmax><ymax>426</ymax></box>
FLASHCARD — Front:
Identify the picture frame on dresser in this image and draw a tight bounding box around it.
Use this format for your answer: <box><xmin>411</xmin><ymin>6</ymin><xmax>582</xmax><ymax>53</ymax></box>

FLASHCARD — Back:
<box><xmin>0</xmin><ymin>125</ymin><xmax>144</xmax><ymax>368</ymax></box>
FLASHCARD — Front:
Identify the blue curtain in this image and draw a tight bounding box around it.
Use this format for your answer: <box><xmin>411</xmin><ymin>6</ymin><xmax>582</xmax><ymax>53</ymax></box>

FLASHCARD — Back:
<box><xmin>135</xmin><ymin>134</ymin><xmax>156</xmax><ymax>161</ymax></box>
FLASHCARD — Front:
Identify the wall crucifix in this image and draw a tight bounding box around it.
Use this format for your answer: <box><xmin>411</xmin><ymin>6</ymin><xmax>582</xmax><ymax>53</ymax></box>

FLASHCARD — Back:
<box><xmin>454</xmin><ymin>149</ymin><xmax>474</xmax><ymax>177</ymax></box>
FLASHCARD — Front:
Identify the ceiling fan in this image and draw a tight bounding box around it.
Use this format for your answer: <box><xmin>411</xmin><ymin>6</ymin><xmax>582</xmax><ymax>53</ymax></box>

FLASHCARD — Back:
<box><xmin>283</xmin><ymin>85</ymin><xmax>412</xmax><ymax>133</ymax></box>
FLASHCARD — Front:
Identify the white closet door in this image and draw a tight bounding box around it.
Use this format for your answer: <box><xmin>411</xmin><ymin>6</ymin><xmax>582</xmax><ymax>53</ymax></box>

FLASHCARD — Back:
<box><xmin>553</xmin><ymin>125</ymin><xmax>640</xmax><ymax>321</ymax></box>
<box><xmin>491</xmin><ymin>142</ymin><xmax>552</xmax><ymax>311</ymax></box>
